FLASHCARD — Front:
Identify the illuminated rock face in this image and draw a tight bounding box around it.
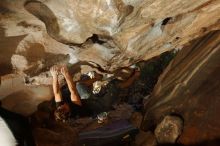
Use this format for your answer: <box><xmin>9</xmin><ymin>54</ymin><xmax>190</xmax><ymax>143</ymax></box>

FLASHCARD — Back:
<box><xmin>0</xmin><ymin>0</ymin><xmax>220</xmax><ymax>130</ymax></box>
<box><xmin>0</xmin><ymin>0</ymin><xmax>220</xmax><ymax>81</ymax></box>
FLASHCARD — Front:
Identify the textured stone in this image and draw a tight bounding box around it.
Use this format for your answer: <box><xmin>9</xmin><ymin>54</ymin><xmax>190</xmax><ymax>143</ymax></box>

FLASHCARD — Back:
<box><xmin>33</xmin><ymin>125</ymin><xmax>78</xmax><ymax>146</ymax></box>
<box><xmin>25</xmin><ymin>0</ymin><xmax>132</xmax><ymax>44</ymax></box>
<box><xmin>142</xmin><ymin>31</ymin><xmax>220</xmax><ymax>145</ymax></box>
<box><xmin>0</xmin><ymin>0</ymin><xmax>220</xmax><ymax>117</ymax></box>
<box><xmin>130</xmin><ymin>112</ymin><xmax>143</xmax><ymax>128</ymax></box>
<box><xmin>0</xmin><ymin>0</ymin><xmax>220</xmax><ymax>79</ymax></box>
<box><xmin>0</xmin><ymin>74</ymin><xmax>53</xmax><ymax>115</ymax></box>
<box><xmin>135</xmin><ymin>131</ymin><xmax>157</xmax><ymax>146</ymax></box>
<box><xmin>154</xmin><ymin>115</ymin><xmax>183</xmax><ymax>144</ymax></box>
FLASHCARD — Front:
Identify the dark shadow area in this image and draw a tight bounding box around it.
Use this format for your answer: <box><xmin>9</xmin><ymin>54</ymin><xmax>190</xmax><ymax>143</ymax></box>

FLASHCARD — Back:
<box><xmin>161</xmin><ymin>17</ymin><xmax>172</xmax><ymax>26</ymax></box>
<box><xmin>0</xmin><ymin>5</ymin><xmax>12</xmax><ymax>14</ymax></box>
<box><xmin>0</xmin><ymin>106</ymin><xmax>36</xmax><ymax>146</ymax></box>
<box><xmin>129</xmin><ymin>51</ymin><xmax>179</xmax><ymax>132</ymax></box>
<box><xmin>158</xmin><ymin>138</ymin><xmax>220</xmax><ymax>146</ymax></box>
<box><xmin>90</xmin><ymin>34</ymin><xmax>106</xmax><ymax>44</ymax></box>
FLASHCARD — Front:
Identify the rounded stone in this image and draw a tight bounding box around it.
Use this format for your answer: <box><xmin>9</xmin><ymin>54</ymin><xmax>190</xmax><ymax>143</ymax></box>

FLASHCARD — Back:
<box><xmin>154</xmin><ymin>115</ymin><xmax>183</xmax><ymax>144</ymax></box>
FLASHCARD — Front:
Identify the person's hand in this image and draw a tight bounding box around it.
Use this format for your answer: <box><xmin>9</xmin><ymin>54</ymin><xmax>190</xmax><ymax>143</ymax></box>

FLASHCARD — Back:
<box><xmin>50</xmin><ymin>66</ymin><xmax>59</xmax><ymax>78</ymax></box>
<box><xmin>60</xmin><ymin>65</ymin><xmax>70</xmax><ymax>77</ymax></box>
<box><xmin>87</xmin><ymin>71</ymin><xmax>95</xmax><ymax>79</ymax></box>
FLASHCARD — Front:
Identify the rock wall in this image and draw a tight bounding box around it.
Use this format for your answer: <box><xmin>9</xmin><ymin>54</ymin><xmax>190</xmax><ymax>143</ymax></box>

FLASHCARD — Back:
<box><xmin>0</xmin><ymin>0</ymin><xmax>220</xmax><ymax>83</ymax></box>
<box><xmin>142</xmin><ymin>31</ymin><xmax>220</xmax><ymax>145</ymax></box>
<box><xmin>0</xmin><ymin>74</ymin><xmax>52</xmax><ymax>116</ymax></box>
<box><xmin>0</xmin><ymin>0</ymin><xmax>220</xmax><ymax>116</ymax></box>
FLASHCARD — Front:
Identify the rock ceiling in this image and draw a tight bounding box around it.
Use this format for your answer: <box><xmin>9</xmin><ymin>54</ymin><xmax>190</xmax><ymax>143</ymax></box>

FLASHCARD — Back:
<box><xmin>0</xmin><ymin>0</ymin><xmax>220</xmax><ymax>85</ymax></box>
<box><xmin>0</xmin><ymin>1</ymin><xmax>220</xmax><ymax>145</ymax></box>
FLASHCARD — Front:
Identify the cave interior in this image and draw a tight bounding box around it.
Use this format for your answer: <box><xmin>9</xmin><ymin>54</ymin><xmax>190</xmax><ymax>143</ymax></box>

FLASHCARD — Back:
<box><xmin>0</xmin><ymin>0</ymin><xmax>220</xmax><ymax>146</ymax></box>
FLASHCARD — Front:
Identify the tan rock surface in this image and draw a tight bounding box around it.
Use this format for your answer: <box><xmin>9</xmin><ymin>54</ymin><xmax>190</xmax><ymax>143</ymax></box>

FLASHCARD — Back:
<box><xmin>142</xmin><ymin>31</ymin><xmax>220</xmax><ymax>145</ymax></box>
<box><xmin>1</xmin><ymin>0</ymin><xmax>220</xmax><ymax>77</ymax></box>
<box><xmin>0</xmin><ymin>74</ymin><xmax>53</xmax><ymax>115</ymax></box>
<box><xmin>0</xmin><ymin>0</ymin><xmax>220</xmax><ymax>116</ymax></box>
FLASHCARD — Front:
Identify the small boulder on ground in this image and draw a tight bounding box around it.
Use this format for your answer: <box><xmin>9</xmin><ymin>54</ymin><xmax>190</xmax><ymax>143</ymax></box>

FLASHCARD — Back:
<box><xmin>154</xmin><ymin>115</ymin><xmax>183</xmax><ymax>144</ymax></box>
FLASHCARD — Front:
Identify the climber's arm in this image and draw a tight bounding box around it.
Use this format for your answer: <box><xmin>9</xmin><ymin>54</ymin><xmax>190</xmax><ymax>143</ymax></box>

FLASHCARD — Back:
<box><xmin>61</xmin><ymin>66</ymin><xmax>82</xmax><ymax>106</ymax></box>
<box><xmin>50</xmin><ymin>66</ymin><xmax>63</xmax><ymax>102</ymax></box>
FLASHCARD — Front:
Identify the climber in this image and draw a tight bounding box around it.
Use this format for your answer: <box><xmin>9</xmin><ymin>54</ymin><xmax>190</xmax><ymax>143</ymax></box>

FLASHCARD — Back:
<box><xmin>50</xmin><ymin>65</ymin><xmax>140</xmax><ymax>122</ymax></box>
<box><xmin>50</xmin><ymin>65</ymin><xmax>82</xmax><ymax>122</ymax></box>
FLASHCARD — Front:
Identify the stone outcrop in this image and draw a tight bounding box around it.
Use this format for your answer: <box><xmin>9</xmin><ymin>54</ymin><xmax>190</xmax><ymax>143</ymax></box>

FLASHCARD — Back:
<box><xmin>142</xmin><ymin>31</ymin><xmax>220</xmax><ymax>145</ymax></box>
<box><xmin>0</xmin><ymin>1</ymin><xmax>220</xmax><ymax>145</ymax></box>
<box><xmin>0</xmin><ymin>0</ymin><xmax>220</xmax><ymax>121</ymax></box>
<box><xmin>0</xmin><ymin>0</ymin><xmax>220</xmax><ymax>83</ymax></box>
<box><xmin>0</xmin><ymin>74</ymin><xmax>52</xmax><ymax>115</ymax></box>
